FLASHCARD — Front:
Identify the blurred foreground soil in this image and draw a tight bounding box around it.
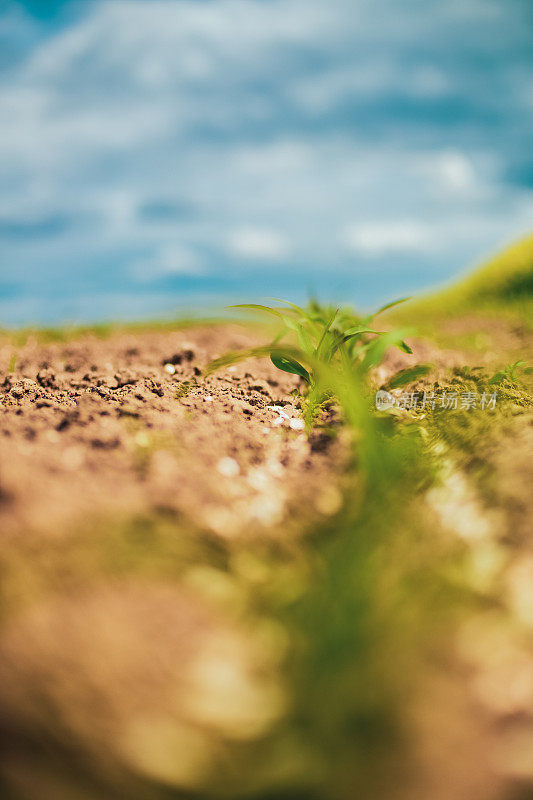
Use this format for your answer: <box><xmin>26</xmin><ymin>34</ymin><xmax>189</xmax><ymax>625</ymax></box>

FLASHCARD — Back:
<box><xmin>0</xmin><ymin>321</ymin><xmax>532</xmax><ymax>800</ymax></box>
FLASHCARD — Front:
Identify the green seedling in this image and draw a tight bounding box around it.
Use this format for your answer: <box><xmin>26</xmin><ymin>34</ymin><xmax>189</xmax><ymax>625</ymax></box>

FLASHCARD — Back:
<box><xmin>208</xmin><ymin>297</ymin><xmax>413</xmax><ymax>425</ymax></box>
<box><xmin>8</xmin><ymin>353</ymin><xmax>17</xmax><ymax>373</ymax></box>
<box><xmin>489</xmin><ymin>360</ymin><xmax>532</xmax><ymax>384</ymax></box>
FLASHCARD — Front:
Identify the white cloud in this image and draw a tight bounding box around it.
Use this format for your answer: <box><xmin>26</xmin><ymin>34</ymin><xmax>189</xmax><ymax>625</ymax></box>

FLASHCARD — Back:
<box><xmin>228</xmin><ymin>228</ymin><xmax>289</xmax><ymax>261</ymax></box>
<box><xmin>343</xmin><ymin>220</ymin><xmax>436</xmax><ymax>256</ymax></box>
<box><xmin>131</xmin><ymin>243</ymin><xmax>205</xmax><ymax>281</ymax></box>
<box><xmin>434</xmin><ymin>151</ymin><xmax>477</xmax><ymax>193</ymax></box>
<box><xmin>234</xmin><ymin>141</ymin><xmax>312</xmax><ymax>176</ymax></box>
<box><xmin>290</xmin><ymin>62</ymin><xmax>452</xmax><ymax>114</ymax></box>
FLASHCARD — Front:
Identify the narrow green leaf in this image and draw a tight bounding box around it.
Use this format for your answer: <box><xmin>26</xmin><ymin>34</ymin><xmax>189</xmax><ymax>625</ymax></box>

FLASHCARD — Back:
<box><xmin>397</xmin><ymin>340</ymin><xmax>413</xmax><ymax>354</ymax></box>
<box><xmin>228</xmin><ymin>304</ymin><xmax>283</xmax><ymax>319</ymax></box>
<box><xmin>296</xmin><ymin>324</ymin><xmax>314</xmax><ymax>356</ymax></box>
<box><xmin>372</xmin><ymin>297</ymin><xmax>411</xmax><ymax>317</ymax></box>
<box><xmin>267</xmin><ymin>298</ymin><xmax>306</xmax><ymax>316</ymax></box>
<box><xmin>386</xmin><ymin>364</ymin><xmax>432</xmax><ymax>389</ymax></box>
<box><xmin>206</xmin><ymin>346</ymin><xmax>273</xmax><ymax>373</ymax></box>
<box><xmin>270</xmin><ymin>353</ymin><xmax>311</xmax><ymax>382</ymax></box>
<box><xmin>270</xmin><ymin>329</ymin><xmax>287</xmax><ymax>346</ymax></box>
<box><xmin>328</xmin><ymin>329</ymin><xmax>375</xmax><ymax>358</ymax></box>
<box><xmin>342</xmin><ymin>327</ymin><xmax>382</xmax><ymax>339</ymax></box>
<box><xmin>316</xmin><ymin>308</ymin><xmax>338</xmax><ymax>358</ymax></box>
<box><xmin>360</xmin><ymin>329</ymin><xmax>413</xmax><ymax>371</ymax></box>
<box><xmin>283</xmin><ymin>317</ymin><xmax>300</xmax><ymax>332</ymax></box>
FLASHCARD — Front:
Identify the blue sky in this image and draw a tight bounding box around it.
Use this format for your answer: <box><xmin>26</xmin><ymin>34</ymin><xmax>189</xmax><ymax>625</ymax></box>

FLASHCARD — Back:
<box><xmin>0</xmin><ymin>0</ymin><xmax>532</xmax><ymax>325</ymax></box>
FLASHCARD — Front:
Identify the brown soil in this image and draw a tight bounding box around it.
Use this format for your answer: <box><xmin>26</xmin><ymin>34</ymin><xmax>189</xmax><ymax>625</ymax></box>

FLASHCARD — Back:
<box><xmin>0</xmin><ymin>325</ymin><xmax>346</xmax><ymax>541</ymax></box>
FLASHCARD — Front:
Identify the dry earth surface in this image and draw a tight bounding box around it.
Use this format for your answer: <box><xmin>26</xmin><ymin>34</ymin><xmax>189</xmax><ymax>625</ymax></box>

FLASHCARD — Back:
<box><xmin>0</xmin><ymin>325</ymin><xmax>346</xmax><ymax>540</ymax></box>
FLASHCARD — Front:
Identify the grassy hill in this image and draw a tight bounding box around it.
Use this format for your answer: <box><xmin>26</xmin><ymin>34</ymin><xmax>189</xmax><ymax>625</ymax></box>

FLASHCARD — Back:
<box><xmin>396</xmin><ymin>233</ymin><xmax>533</xmax><ymax>325</ymax></box>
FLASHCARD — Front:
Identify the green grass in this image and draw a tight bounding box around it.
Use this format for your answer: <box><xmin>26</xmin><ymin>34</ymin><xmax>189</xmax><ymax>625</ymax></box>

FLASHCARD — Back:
<box><xmin>389</xmin><ymin>232</ymin><xmax>533</xmax><ymax>336</ymax></box>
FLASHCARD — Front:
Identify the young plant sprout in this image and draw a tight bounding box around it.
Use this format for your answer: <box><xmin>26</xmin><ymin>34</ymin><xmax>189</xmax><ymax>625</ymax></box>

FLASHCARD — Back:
<box><xmin>207</xmin><ymin>297</ymin><xmax>413</xmax><ymax>425</ymax></box>
<box><xmin>489</xmin><ymin>360</ymin><xmax>533</xmax><ymax>385</ymax></box>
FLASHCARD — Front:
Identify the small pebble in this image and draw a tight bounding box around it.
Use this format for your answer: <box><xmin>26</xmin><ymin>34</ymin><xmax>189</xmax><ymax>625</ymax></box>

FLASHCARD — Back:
<box><xmin>289</xmin><ymin>418</ymin><xmax>305</xmax><ymax>430</ymax></box>
<box><xmin>268</xmin><ymin>405</ymin><xmax>291</xmax><ymax>420</ymax></box>
<box><xmin>216</xmin><ymin>457</ymin><xmax>240</xmax><ymax>478</ymax></box>
<box><xmin>164</xmin><ymin>363</ymin><xmax>176</xmax><ymax>375</ymax></box>
<box><xmin>134</xmin><ymin>432</ymin><xmax>150</xmax><ymax>448</ymax></box>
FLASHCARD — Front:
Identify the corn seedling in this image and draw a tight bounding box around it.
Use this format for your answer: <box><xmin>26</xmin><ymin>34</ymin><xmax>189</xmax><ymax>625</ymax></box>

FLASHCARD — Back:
<box><xmin>207</xmin><ymin>297</ymin><xmax>413</xmax><ymax>424</ymax></box>
<box><xmin>489</xmin><ymin>359</ymin><xmax>532</xmax><ymax>384</ymax></box>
